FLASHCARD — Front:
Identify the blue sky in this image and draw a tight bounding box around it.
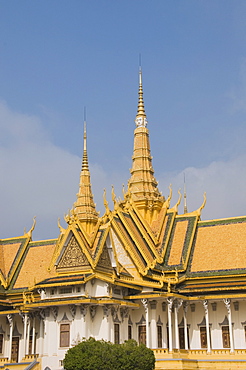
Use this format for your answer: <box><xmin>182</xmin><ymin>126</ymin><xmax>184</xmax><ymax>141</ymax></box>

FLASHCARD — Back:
<box><xmin>1</xmin><ymin>1</ymin><xmax>246</xmax><ymax>240</ymax></box>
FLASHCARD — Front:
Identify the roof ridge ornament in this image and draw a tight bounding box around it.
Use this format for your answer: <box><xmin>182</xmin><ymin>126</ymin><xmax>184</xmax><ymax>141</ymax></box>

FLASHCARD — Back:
<box><xmin>173</xmin><ymin>189</ymin><xmax>182</xmax><ymax>213</ymax></box>
<box><xmin>24</xmin><ymin>217</ymin><xmax>36</xmax><ymax>238</ymax></box>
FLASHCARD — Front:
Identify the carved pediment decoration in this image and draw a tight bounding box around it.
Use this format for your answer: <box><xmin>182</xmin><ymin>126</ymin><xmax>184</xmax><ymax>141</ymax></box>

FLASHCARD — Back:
<box><xmin>58</xmin><ymin>235</ymin><xmax>89</xmax><ymax>269</ymax></box>
<box><xmin>97</xmin><ymin>245</ymin><xmax>112</xmax><ymax>269</ymax></box>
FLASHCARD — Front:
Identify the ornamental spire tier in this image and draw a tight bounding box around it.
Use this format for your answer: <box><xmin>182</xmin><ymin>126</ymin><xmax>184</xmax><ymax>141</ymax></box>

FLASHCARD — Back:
<box><xmin>73</xmin><ymin>119</ymin><xmax>99</xmax><ymax>234</ymax></box>
<box><xmin>127</xmin><ymin>68</ymin><xmax>165</xmax><ymax>220</ymax></box>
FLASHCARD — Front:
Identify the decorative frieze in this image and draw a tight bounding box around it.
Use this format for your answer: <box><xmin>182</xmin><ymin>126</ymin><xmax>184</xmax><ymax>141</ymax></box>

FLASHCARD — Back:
<box><xmin>162</xmin><ymin>302</ymin><xmax>167</xmax><ymax>312</ymax></box>
<box><xmin>69</xmin><ymin>305</ymin><xmax>77</xmax><ymax>320</ymax></box>
<box><xmin>190</xmin><ymin>303</ymin><xmax>196</xmax><ymax>312</ymax></box>
<box><xmin>80</xmin><ymin>304</ymin><xmax>88</xmax><ymax>318</ymax></box>
<box><xmin>120</xmin><ymin>307</ymin><xmax>129</xmax><ymax>321</ymax></box>
<box><xmin>211</xmin><ymin>302</ymin><xmax>217</xmax><ymax>311</ymax></box>
<box><xmin>150</xmin><ymin>300</ymin><xmax>157</xmax><ymax>309</ymax></box>
<box><xmin>103</xmin><ymin>306</ymin><xmax>111</xmax><ymax>318</ymax></box>
<box><xmin>51</xmin><ymin>306</ymin><xmax>59</xmax><ymax>321</ymax></box>
<box><xmin>89</xmin><ymin>305</ymin><xmax>97</xmax><ymax>321</ymax></box>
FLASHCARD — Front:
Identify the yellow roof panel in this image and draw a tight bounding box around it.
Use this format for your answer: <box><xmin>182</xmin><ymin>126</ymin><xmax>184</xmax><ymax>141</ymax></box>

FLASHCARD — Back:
<box><xmin>191</xmin><ymin>222</ymin><xmax>246</xmax><ymax>272</ymax></box>
<box><xmin>168</xmin><ymin>220</ymin><xmax>188</xmax><ymax>266</ymax></box>
<box><xmin>14</xmin><ymin>242</ymin><xmax>56</xmax><ymax>289</ymax></box>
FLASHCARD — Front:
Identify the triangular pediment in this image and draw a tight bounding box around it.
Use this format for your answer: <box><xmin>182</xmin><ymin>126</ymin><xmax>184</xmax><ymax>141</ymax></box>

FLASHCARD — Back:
<box><xmin>57</xmin><ymin>233</ymin><xmax>91</xmax><ymax>270</ymax></box>
<box><xmin>0</xmin><ymin>236</ymin><xmax>31</xmax><ymax>289</ymax></box>
<box><xmin>96</xmin><ymin>244</ymin><xmax>113</xmax><ymax>271</ymax></box>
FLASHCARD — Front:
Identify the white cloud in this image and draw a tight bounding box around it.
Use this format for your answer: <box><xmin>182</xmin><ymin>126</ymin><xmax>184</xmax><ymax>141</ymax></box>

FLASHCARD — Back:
<box><xmin>0</xmin><ymin>101</ymin><xmax>128</xmax><ymax>240</ymax></box>
<box><xmin>159</xmin><ymin>154</ymin><xmax>246</xmax><ymax>221</ymax></box>
<box><xmin>0</xmin><ymin>101</ymin><xmax>82</xmax><ymax>240</ymax></box>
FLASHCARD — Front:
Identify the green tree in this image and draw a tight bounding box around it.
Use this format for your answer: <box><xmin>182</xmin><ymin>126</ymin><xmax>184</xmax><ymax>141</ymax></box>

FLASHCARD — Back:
<box><xmin>63</xmin><ymin>338</ymin><xmax>155</xmax><ymax>370</ymax></box>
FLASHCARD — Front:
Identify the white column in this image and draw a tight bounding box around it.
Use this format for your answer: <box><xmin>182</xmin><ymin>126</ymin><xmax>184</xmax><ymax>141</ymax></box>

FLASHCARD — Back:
<box><xmin>26</xmin><ymin>315</ymin><xmax>30</xmax><ymax>355</ymax></box>
<box><xmin>224</xmin><ymin>299</ymin><xmax>234</xmax><ymax>353</ymax></box>
<box><xmin>31</xmin><ymin>316</ymin><xmax>36</xmax><ymax>354</ymax></box>
<box><xmin>203</xmin><ymin>300</ymin><xmax>211</xmax><ymax>353</ymax></box>
<box><xmin>183</xmin><ymin>302</ymin><xmax>189</xmax><ymax>350</ymax></box>
<box><xmin>141</xmin><ymin>299</ymin><xmax>150</xmax><ymax>348</ymax></box>
<box><xmin>38</xmin><ymin>309</ymin><xmax>45</xmax><ymax>356</ymax></box>
<box><xmin>23</xmin><ymin>313</ymin><xmax>28</xmax><ymax>356</ymax></box>
<box><xmin>167</xmin><ymin>298</ymin><xmax>174</xmax><ymax>352</ymax></box>
<box><xmin>7</xmin><ymin>314</ymin><xmax>13</xmax><ymax>361</ymax></box>
<box><xmin>80</xmin><ymin>305</ymin><xmax>88</xmax><ymax>339</ymax></box>
<box><xmin>174</xmin><ymin>299</ymin><xmax>182</xmax><ymax>350</ymax></box>
<box><xmin>120</xmin><ymin>307</ymin><xmax>129</xmax><ymax>343</ymax></box>
<box><xmin>103</xmin><ymin>306</ymin><xmax>111</xmax><ymax>342</ymax></box>
<box><xmin>150</xmin><ymin>300</ymin><xmax>157</xmax><ymax>348</ymax></box>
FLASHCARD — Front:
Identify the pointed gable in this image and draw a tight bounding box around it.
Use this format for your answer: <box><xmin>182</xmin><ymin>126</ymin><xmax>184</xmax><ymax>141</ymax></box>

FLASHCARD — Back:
<box><xmin>57</xmin><ymin>234</ymin><xmax>90</xmax><ymax>270</ymax></box>
<box><xmin>0</xmin><ymin>236</ymin><xmax>30</xmax><ymax>288</ymax></box>
<box><xmin>0</xmin><ymin>240</ymin><xmax>23</xmax><ymax>279</ymax></box>
<box><xmin>96</xmin><ymin>244</ymin><xmax>112</xmax><ymax>271</ymax></box>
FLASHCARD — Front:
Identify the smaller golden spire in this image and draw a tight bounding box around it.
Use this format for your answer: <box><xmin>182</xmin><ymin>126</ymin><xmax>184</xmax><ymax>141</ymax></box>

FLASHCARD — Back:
<box><xmin>73</xmin><ymin>112</ymin><xmax>98</xmax><ymax>233</ymax></box>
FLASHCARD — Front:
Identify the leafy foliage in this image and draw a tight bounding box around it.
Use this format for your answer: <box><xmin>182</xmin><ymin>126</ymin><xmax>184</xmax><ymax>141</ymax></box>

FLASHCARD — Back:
<box><xmin>63</xmin><ymin>337</ymin><xmax>155</xmax><ymax>370</ymax></box>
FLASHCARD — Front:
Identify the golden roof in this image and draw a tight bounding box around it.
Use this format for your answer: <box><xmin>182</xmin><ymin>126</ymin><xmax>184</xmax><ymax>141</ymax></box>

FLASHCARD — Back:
<box><xmin>2</xmin><ymin>70</ymin><xmax>246</xmax><ymax>310</ymax></box>
<box><xmin>190</xmin><ymin>218</ymin><xmax>246</xmax><ymax>273</ymax></box>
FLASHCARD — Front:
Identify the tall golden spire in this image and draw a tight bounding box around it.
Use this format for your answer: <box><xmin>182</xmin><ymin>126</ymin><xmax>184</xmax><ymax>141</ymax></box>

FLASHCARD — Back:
<box><xmin>127</xmin><ymin>68</ymin><xmax>164</xmax><ymax>219</ymax></box>
<box><xmin>73</xmin><ymin>114</ymin><xmax>98</xmax><ymax>233</ymax></box>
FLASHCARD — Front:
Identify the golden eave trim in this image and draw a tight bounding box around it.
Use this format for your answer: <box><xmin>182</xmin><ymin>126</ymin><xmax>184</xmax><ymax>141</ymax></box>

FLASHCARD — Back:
<box><xmin>110</xmin><ymin>218</ymin><xmax>144</xmax><ymax>278</ymax></box>
<box><xmin>0</xmin><ymin>309</ymin><xmax>20</xmax><ymax>315</ymax></box>
<box><xmin>92</xmin><ymin>227</ymin><xmax>110</xmax><ymax>268</ymax></box>
<box><xmin>128</xmin><ymin>207</ymin><xmax>162</xmax><ymax>263</ymax></box>
<box><xmin>116</xmin><ymin>210</ymin><xmax>154</xmax><ymax>271</ymax></box>
<box><xmin>184</xmin><ymin>273</ymin><xmax>246</xmax><ymax>281</ymax></box>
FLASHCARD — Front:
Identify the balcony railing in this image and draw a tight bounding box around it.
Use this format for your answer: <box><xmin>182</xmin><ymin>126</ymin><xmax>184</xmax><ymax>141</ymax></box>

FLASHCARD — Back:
<box><xmin>153</xmin><ymin>348</ymin><xmax>246</xmax><ymax>358</ymax></box>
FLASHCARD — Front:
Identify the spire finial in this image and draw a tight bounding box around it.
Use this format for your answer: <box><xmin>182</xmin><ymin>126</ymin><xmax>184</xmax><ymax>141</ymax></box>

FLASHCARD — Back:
<box><xmin>82</xmin><ymin>107</ymin><xmax>89</xmax><ymax>171</ymax></box>
<box><xmin>184</xmin><ymin>173</ymin><xmax>188</xmax><ymax>214</ymax></box>
<box><xmin>84</xmin><ymin>106</ymin><xmax>86</xmax><ymax>144</ymax></box>
<box><xmin>135</xmin><ymin>57</ymin><xmax>147</xmax><ymax>127</ymax></box>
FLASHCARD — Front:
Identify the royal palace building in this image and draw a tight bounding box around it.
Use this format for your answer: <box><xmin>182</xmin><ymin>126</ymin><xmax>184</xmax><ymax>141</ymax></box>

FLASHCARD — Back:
<box><xmin>1</xmin><ymin>70</ymin><xmax>246</xmax><ymax>370</ymax></box>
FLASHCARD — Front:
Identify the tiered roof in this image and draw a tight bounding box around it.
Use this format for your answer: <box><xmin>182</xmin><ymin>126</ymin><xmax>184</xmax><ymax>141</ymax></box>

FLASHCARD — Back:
<box><xmin>0</xmin><ymin>70</ymin><xmax>246</xmax><ymax>311</ymax></box>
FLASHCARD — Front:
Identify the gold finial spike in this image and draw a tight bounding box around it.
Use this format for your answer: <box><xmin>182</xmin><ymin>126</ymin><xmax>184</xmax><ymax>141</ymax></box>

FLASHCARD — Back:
<box><xmin>135</xmin><ymin>63</ymin><xmax>147</xmax><ymax>127</ymax></box>
<box><xmin>184</xmin><ymin>173</ymin><xmax>188</xmax><ymax>214</ymax></box>
<box><xmin>82</xmin><ymin>108</ymin><xmax>89</xmax><ymax>171</ymax></box>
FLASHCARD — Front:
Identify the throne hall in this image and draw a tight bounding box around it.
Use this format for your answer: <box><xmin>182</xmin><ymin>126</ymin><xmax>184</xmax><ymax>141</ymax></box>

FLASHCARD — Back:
<box><xmin>1</xmin><ymin>70</ymin><xmax>246</xmax><ymax>370</ymax></box>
